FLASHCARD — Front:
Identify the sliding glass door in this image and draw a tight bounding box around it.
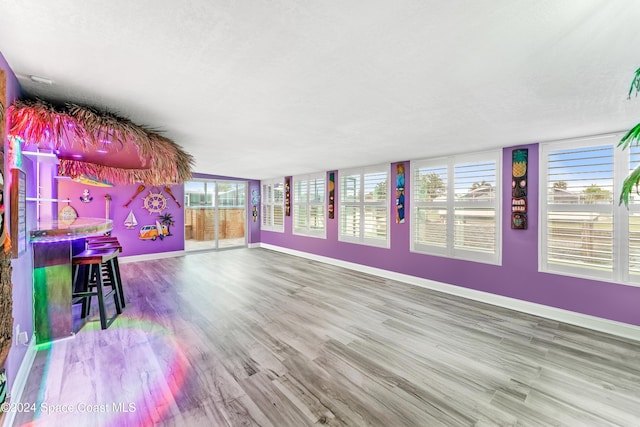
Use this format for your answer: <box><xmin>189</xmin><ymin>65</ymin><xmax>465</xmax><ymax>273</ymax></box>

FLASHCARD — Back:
<box><xmin>184</xmin><ymin>180</ymin><xmax>247</xmax><ymax>251</ymax></box>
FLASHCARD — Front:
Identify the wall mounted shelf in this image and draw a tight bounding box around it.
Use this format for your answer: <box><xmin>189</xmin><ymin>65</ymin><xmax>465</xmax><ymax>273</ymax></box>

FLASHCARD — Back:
<box><xmin>26</xmin><ymin>198</ymin><xmax>71</xmax><ymax>203</ymax></box>
<box><xmin>22</xmin><ymin>151</ymin><xmax>59</xmax><ymax>164</ymax></box>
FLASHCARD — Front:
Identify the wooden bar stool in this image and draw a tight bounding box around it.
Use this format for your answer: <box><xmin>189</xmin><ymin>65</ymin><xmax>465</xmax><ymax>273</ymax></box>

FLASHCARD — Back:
<box><xmin>72</xmin><ymin>248</ymin><xmax>122</xmax><ymax>329</ymax></box>
<box><xmin>86</xmin><ymin>240</ymin><xmax>125</xmax><ymax>309</ymax></box>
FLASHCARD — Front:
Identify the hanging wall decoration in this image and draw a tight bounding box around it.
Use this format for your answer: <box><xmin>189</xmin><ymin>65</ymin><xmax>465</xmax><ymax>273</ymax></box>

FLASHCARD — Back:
<box><xmin>328</xmin><ymin>172</ymin><xmax>335</xmax><ymax>219</ymax></box>
<box><xmin>80</xmin><ymin>188</ymin><xmax>93</xmax><ymax>203</ymax></box>
<box><xmin>104</xmin><ymin>194</ymin><xmax>111</xmax><ymax>219</ymax></box>
<box><xmin>251</xmin><ymin>189</ymin><xmax>259</xmax><ymax>222</ymax></box>
<box><xmin>72</xmin><ymin>174</ymin><xmax>113</xmax><ymax>187</ymax></box>
<box><xmin>124</xmin><ymin>184</ymin><xmax>146</xmax><ymax>208</ymax></box>
<box><xmin>10</xmin><ymin>169</ymin><xmax>27</xmax><ymax>258</ymax></box>
<box><xmin>124</xmin><ymin>210</ymin><xmax>138</xmax><ymax>229</ymax></box>
<box><xmin>59</xmin><ymin>202</ymin><xmax>78</xmax><ymax>226</ymax></box>
<box><xmin>157</xmin><ymin>213</ymin><xmax>175</xmax><ymax>236</ymax></box>
<box><xmin>142</xmin><ymin>188</ymin><xmax>168</xmax><ymax>214</ymax></box>
<box><xmin>396</xmin><ymin>163</ymin><xmax>405</xmax><ymax>224</ymax></box>
<box><xmin>138</xmin><ymin>221</ymin><xmax>168</xmax><ymax>241</ymax></box>
<box><xmin>511</xmin><ymin>149</ymin><xmax>528</xmax><ymax>229</ymax></box>
<box><xmin>285</xmin><ymin>177</ymin><xmax>291</xmax><ymax>216</ymax></box>
<box><xmin>164</xmin><ymin>186</ymin><xmax>181</xmax><ymax>208</ymax></box>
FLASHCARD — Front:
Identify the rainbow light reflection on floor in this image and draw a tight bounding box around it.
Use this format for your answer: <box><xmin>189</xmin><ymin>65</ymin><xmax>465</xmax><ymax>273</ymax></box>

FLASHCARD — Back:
<box><xmin>20</xmin><ymin>315</ymin><xmax>190</xmax><ymax>427</ymax></box>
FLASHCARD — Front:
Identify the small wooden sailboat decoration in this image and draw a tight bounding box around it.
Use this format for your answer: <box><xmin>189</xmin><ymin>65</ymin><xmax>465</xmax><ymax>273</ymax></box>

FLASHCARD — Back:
<box><xmin>124</xmin><ymin>209</ymin><xmax>138</xmax><ymax>229</ymax></box>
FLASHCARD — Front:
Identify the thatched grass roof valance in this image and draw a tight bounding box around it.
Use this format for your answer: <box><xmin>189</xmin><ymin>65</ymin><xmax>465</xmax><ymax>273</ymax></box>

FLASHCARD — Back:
<box><xmin>8</xmin><ymin>99</ymin><xmax>193</xmax><ymax>185</ymax></box>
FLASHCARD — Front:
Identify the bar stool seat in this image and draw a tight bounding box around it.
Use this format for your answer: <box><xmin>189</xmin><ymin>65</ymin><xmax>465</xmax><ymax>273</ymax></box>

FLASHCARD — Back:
<box><xmin>72</xmin><ymin>248</ymin><xmax>122</xmax><ymax>329</ymax></box>
<box><xmin>86</xmin><ymin>235</ymin><xmax>120</xmax><ymax>244</ymax></box>
<box><xmin>85</xmin><ymin>240</ymin><xmax>125</xmax><ymax>309</ymax></box>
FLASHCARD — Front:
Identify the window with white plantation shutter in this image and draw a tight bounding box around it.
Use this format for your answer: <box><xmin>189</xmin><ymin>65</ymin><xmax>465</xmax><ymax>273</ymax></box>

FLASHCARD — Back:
<box><xmin>628</xmin><ymin>145</ymin><xmax>640</xmax><ymax>277</ymax></box>
<box><xmin>293</xmin><ymin>173</ymin><xmax>326</xmax><ymax>238</ymax></box>
<box><xmin>339</xmin><ymin>165</ymin><xmax>389</xmax><ymax>248</ymax></box>
<box><xmin>543</xmin><ymin>145</ymin><xmax>613</xmax><ymax>274</ymax></box>
<box><xmin>411</xmin><ymin>151</ymin><xmax>501</xmax><ymax>264</ymax></box>
<box><xmin>540</xmin><ymin>135</ymin><xmax>640</xmax><ymax>285</ymax></box>
<box><xmin>261</xmin><ymin>178</ymin><xmax>284</xmax><ymax>232</ymax></box>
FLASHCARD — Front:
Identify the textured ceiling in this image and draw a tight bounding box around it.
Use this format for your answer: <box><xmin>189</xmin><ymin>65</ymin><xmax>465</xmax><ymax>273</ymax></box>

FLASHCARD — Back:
<box><xmin>2</xmin><ymin>0</ymin><xmax>640</xmax><ymax>180</ymax></box>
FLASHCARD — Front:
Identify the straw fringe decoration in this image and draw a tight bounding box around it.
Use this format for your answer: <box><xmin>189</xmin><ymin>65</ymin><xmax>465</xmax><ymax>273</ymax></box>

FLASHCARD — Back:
<box><xmin>8</xmin><ymin>99</ymin><xmax>193</xmax><ymax>185</ymax></box>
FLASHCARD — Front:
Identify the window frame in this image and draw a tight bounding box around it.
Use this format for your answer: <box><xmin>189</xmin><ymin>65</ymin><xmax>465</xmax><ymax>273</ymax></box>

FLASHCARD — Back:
<box><xmin>338</xmin><ymin>164</ymin><xmax>390</xmax><ymax>248</ymax></box>
<box><xmin>539</xmin><ymin>135</ymin><xmax>640</xmax><ymax>286</ymax></box>
<box><xmin>261</xmin><ymin>177</ymin><xmax>285</xmax><ymax>233</ymax></box>
<box><xmin>292</xmin><ymin>172</ymin><xmax>327</xmax><ymax>239</ymax></box>
<box><xmin>410</xmin><ymin>150</ymin><xmax>502</xmax><ymax>265</ymax></box>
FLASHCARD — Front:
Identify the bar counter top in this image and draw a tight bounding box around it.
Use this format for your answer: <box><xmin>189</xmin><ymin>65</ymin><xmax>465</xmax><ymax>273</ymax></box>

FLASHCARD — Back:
<box><xmin>30</xmin><ymin>218</ymin><xmax>113</xmax><ymax>242</ymax></box>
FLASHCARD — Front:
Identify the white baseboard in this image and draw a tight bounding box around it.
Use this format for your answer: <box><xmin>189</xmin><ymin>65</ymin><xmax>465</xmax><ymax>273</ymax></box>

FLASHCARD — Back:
<box><xmin>3</xmin><ymin>335</ymin><xmax>37</xmax><ymax>427</ymax></box>
<box><xmin>248</xmin><ymin>243</ymin><xmax>260</xmax><ymax>249</ymax></box>
<box><xmin>260</xmin><ymin>243</ymin><xmax>640</xmax><ymax>342</ymax></box>
<box><xmin>119</xmin><ymin>250</ymin><xmax>186</xmax><ymax>264</ymax></box>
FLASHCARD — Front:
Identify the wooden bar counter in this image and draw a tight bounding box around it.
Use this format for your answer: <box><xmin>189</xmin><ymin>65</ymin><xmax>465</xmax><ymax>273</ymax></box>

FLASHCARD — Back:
<box><xmin>30</xmin><ymin>218</ymin><xmax>113</xmax><ymax>344</ymax></box>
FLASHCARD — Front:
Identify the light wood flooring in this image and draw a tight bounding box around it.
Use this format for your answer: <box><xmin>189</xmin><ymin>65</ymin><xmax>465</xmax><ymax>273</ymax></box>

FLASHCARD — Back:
<box><xmin>12</xmin><ymin>248</ymin><xmax>640</xmax><ymax>426</ymax></box>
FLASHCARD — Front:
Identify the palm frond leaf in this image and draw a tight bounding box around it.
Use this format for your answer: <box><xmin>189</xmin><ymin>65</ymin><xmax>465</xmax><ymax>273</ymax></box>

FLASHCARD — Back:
<box><xmin>618</xmin><ymin>122</ymin><xmax>640</xmax><ymax>150</ymax></box>
<box><xmin>629</xmin><ymin>67</ymin><xmax>640</xmax><ymax>99</ymax></box>
<box><xmin>619</xmin><ymin>165</ymin><xmax>640</xmax><ymax>206</ymax></box>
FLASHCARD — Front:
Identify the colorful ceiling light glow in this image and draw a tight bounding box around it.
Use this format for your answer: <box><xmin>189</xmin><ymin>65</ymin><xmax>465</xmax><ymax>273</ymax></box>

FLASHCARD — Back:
<box><xmin>7</xmin><ymin>99</ymin><xmax>194</xmax><ymax>185</ymax></box>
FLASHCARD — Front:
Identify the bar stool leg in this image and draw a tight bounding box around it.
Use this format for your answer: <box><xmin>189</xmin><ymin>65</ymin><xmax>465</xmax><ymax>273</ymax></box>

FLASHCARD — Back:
<box><xmin>113</xmin><ymin>257</ymin><xmax>125</xmax><ymax>308</ymax></box>
<box><xmin>82</xmin><ymin>265</ymin><xmax>92</xmax><ymax>318</ymax></box>
<box><xmin>105</xmin><ymin>259</ymin><xmax>122</xmax><ymax>315</ymax></box>
<box><xmin>95</xmin><ymin>264</ymin><xmax>108</xmax><ymax>330</ymax></box>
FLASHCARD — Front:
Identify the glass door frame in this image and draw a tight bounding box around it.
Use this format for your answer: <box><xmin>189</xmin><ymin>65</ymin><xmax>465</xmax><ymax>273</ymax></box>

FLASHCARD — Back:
<box><xmin>184</xmin><ymin>179</ymin><xmax>248</xmax><ymax>252</ymax></box>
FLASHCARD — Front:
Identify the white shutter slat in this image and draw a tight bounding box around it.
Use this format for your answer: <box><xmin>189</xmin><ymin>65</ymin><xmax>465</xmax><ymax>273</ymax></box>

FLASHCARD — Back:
<box><xmin>414</xmin><ymin>166</ymin><xmax>447</xmax><ymax>203</ymax></box>
<box><xmin>545</xmin><ymin>144</ymin><xmax>614</xmax><ymax>274</ymax></box>
<box><xmin>341</xmin><ymin>174</ymin><xmax>360</xmax><ymax>203</ymax></box>
<box><xmin>453</xmin><ymin>208</ymin><xmax>495</xmax><ymax>253</ymax></box>
<box><xmin>414</xmin><ymin>207</ymin><xmax>447</xmax><ymax>247</ymax></box>
<box><xmin>364</xmin><ymin>206</ymin><xmax>387</xmax><ymax>240</ymax></box>
<box><xmin>261</xmin><ymin>179</ymin><xmax>285</xmax><ymax>232</ymax></box>
<box><xmin>340</xmin><ymin>205</ymin><xmax>360</xmax><ymax>238</ymax></box>
<box><xmin>338</xmin><ymin>167</ymin><xmax>388</xmax><ymax>246</ymax></box>
<box><xmin>293</xmin><ymin>174</ymin><xmax>326</xmax><ymax>237</ymax></box>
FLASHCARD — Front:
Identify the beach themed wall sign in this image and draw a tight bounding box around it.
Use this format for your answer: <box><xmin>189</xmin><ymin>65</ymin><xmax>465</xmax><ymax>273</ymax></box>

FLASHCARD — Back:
<box><xmin>10</xmin><ymin>168</ymin><xmax>27</xmax><ymax>258</ymax></box>
<box><xmin>124</xmin><ymin>209</ymin><xmax>138</xmax><ymax>229</ymax></box>
<box><xmin>328</xmin><ymin>172</ymin><xmax>335</xmax><ymax>219</ymax></box>
<box><xmin>396</xmin><ymin>163</ymin><xmax>405</xmax><ymax>224</ymax></box>
<box><xmin>285</xmin><ymin>177</ymin><xmax>291</xmax><ymax>216</ymax></box>
<box><xmin>80</xmin><ymin>188</ymin><xmax>93</xmax><ymax>203</ymax></box>
<box><xmin>511</xmin><ymin>149</ymin><xmax>528</xmax><ymax>229</ymax></box>
<box><xmin>124</xmin><ymin>184</ymin><xmax>145</xmax><ymax>208</ymax></box>
<box><xmin>252</xmin><ymin>189</ymin><xmax>259</xmax><ymax>222</ymax></box>
<box><xmin>142</xmin><ymin>187</ymin><xmax>167</xmax><ymax>214</ymax></box>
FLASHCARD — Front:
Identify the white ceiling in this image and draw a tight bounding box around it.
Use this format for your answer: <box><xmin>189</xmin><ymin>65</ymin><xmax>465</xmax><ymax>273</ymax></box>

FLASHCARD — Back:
<box><xmin>2</xmin><ymin>0</ymin><xmax>640</xmax><ymax>180</ymax></box>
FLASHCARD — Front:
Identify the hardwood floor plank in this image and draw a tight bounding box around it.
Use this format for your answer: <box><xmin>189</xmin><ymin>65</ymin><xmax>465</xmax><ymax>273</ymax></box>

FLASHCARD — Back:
<box><xmin>13</xmin><ymin>248</ymin><xmax>640</xmax><ymax>426</ymax></box>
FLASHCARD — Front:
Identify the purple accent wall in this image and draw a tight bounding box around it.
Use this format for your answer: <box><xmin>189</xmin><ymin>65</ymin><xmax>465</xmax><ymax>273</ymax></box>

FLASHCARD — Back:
<box><xmin>57</xmin><ymin>180</ymin><xmax>185</xmax><ymax>257</ymax></box>
<box><xmin>2</xmin><ymin>51</ymin><xmax>33</xmax><ymax>392</ymax></box>
<box><xmin>262</xmin><ymin>148</ymin><xmax>640</xmax><ymax>327</ymax></box>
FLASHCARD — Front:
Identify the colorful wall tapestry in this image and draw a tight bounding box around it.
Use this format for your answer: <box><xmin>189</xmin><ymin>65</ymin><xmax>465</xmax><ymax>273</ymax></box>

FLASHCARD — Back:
<box><xmin>511</xmin><ymin>149</ymin><xmax>528</xmax><ymax>229</ymax></box>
